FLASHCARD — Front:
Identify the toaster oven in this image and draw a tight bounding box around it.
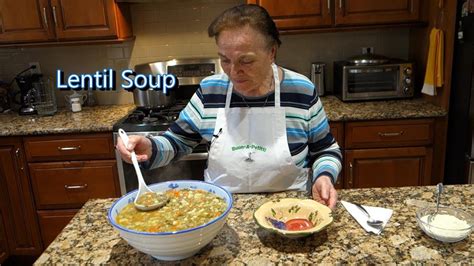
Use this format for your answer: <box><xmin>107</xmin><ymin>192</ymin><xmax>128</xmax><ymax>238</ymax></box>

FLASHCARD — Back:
<box><xmin>334</xmin><ymin>61</ymin><xmax>414</xmax><ymax>101</ymax></box>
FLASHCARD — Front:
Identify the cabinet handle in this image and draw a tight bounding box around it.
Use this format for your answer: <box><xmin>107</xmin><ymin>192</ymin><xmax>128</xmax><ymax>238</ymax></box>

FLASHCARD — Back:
<box><xmin>327</xmin><ymin>0</ymin><xmax>331</xmax><ymax>14</ymax></box>
<box><xmin>64</xmin><ymin>184</ymin><xmax>88</xmax><ymax>190</ymax></box>
<box><xmin>348</xmin><ymin>162</ymin><xmax>353</xmax><ymax>187</ymax></box>
<box><xmin>15</xmin><ymin>148</ymin><xmax>24</xmax><ymax>171</ymax></box>
<box><xmin>52</xmin><ymin>6</ymin><xmax>58</xmax><ymax>27</ymax></box>
<box><xmin>62</xmin><ymin>161</ymin><xmax>85</xmax><ymax>167</ymax></box>
<box><xmin>58</xmin><ymin>146</ymin><xmax>81</xmax><ymax>151</ymax></box>
<box><xmin>42</xmin><ymin>7</ymin><xmax>48</xmax><ymax>28</ymax></box>
<box><xmin>378</xmin><ymin>131</ymin><xmax>404</xmax><ymax>137</ymax></box>
<box><xmin>339</xmin><ymin>0</ymin><xmax>343</xmax><ymax>9</ymax></box>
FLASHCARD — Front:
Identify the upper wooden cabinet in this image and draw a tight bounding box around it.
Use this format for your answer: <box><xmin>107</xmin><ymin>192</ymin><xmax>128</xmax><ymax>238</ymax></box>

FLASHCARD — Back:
<box><xmin>51</xmin><ymin>0</ymin><xmax>124</xmax><ymax>40</ymax></box>
<box><xmin>335</xmin><ymin>0</ymin><xmax>421</xmax><ymax>26</ymax></box>
<box><xmin>249</xmin><ymin>0</ymin><xmax>422</xmax><ymax>31</ymax></box>
<box><xmin>0</xmin><ymin>0</ymin><xmax>54</xmax><ymax>43</ymax></box>
<box><xmin>0</xmin><ymin>0</ymin><xmax>132</xmax><ymax>44</ymax></box>
<box><xmin>248</xmin><ymin>0</ymin><xmax>332</xmax><ymax>30</ymax></box>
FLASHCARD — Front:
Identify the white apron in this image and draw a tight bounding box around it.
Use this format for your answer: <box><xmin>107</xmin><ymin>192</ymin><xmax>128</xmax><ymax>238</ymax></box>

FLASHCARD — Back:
<box><xmin>204</xmin><ymin>64</ymin><xmax>308</xmax><ymax>193</ymax></box>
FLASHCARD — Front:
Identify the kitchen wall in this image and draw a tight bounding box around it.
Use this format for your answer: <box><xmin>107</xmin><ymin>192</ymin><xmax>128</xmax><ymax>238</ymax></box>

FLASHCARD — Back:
<box><xmin>0</xmin><ymin>0</ymin><xmax>409</xmax><ymax>106</ymax></box>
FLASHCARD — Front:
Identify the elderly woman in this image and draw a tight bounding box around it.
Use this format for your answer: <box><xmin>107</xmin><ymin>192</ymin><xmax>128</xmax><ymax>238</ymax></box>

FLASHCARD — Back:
<box><xmin>116</xmin><ymin>4</ymin><xmax>342</xmax><ymax>209</ymax></box>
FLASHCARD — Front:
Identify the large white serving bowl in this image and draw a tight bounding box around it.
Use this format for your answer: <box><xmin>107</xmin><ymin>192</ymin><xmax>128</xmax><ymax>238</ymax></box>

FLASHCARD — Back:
<box><xmin>108</xmin><ymin>180</ymin><xmax>233</xmax><ymax>261</ymax></box>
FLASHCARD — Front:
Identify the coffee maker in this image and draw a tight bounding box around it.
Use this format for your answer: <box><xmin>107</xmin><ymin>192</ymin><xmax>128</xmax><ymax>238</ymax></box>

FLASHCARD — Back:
<box><xmin>15</xmin><ymin>73</ymin><xmax>42</xmax><ymax>115</ymax></box>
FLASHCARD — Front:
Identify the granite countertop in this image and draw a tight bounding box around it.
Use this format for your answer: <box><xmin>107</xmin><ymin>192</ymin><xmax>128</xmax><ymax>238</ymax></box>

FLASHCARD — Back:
<box><xmin>0</xmin><ymin>97</ymin><xmax>446</xmax><ymax>136</ymax></box>
<box><xmin>35</xmin><ymin>185</ymin><xmax>473</xmax><ymax>264</ymax></box>
<box><xmin>321</xmin><ymin>96</ymin><xmax>447</xmax><ymax>121</ymax></box>
<box><xmin>0</xmin><ymin>104</ymin><xmax>135</xmax><ymax>136</ymax></box>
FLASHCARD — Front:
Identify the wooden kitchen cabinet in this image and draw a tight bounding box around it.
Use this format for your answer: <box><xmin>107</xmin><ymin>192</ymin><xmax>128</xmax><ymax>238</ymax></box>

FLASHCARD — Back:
<box><xmin>345</xmin><ymin>146</ymin><xmax>432</xmax><ymax>188</ymax></box>
<box><xmin>329</xmin><ymin>122</ymin><xmax>344</xmax><ymax>189</ymax></box>
<box><xmin>248</xmin><ymin>0</ymin><xmax>332</xmax><ymax>30</ymax></box>
<box><xmin>24</xmin><ymin>132</ymin><xmax>119</xmax><ymax>249</ymax></box>
<box><xmin>345</xmin><ymin>119</ymin><xmax>433</xmax><ymax>149</ymax></box>
<box><xmin>29</xmin><ymin>160</ymin><xmax>120</xmax><ymax>209</ymax></box>
<box><xmin>0</xmin><ymin>137</ymin><xmax>43</xmax><ymax>256</ymax></box>
<box><xmin>24</xmin><ymin>132</ymin><xmax>115</xmax><ymax>162</ymax></box>
<box><xmin>50</xmin><ymin>0</ymin><xmax>131</xmax><ymax>41</ymax></box>
<box><xmin>37</xmin><ymin>210</ymin><xmax>77</xmax><ymax>247</ymax></box>
<box><xmin>0</xmin><ymin>0</ymin><xmax>132</xmax><ymax>44</ymax></box>
<box><xmin>0</xmin><ymin>210</ymin><xmax>9</xmax><ymax>264</ymax></box>
<box><xmin>335</xmin><ymin>0</ymin><xmax>421</xmax><ymax>26</ymax></box>
<box><xmin>0</xmin><ymin>0</ymin><xmax>54</xmax><ymax>43</ymax></box>
<box><xmin>343</xmin><ymin>119</ymin><xmax>434</xmax><ymax>188</ymax></box>
<box><xmin>249</xmin><ymin>0</ymin><xmax>422</xmax><ymax>32</ymax></box>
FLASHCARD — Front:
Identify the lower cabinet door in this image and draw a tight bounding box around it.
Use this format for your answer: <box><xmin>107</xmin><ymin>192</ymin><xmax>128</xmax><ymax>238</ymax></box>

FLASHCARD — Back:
<box><xmin>0</xmin><ymin>210</ymin><xmax>9</xmax><ymax>263</ymax></box>
<box><xmin>334</xmin><ymin>171</ymin><xmax>344</xmax><ymax>189</ymax></box>
<box><xmin>37</xmin><ymin>210</ymin><xmax>78</xmax><ymax>248</ymax></box>
<box><xmin>330</xmin><ymin>122</ymin><xmax>344</xmax><ymax>189</ymax></box>
<box><xmin>345</xmin><ymin>147</ymin><xmax>433</xmax><ymax>188</ymax></box>
<box><xmin>0</xmin><ymin>140</ymin><xmax>43</xmax><ymax>255</ymax></box>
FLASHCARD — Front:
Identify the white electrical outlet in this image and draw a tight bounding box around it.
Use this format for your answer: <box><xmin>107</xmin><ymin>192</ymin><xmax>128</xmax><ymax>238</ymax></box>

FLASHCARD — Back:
<box><xmin>29</xmin><ymin>62</ymin><xmax>41</xmax><ymax>74</ymax></box>
<box><xmin>361</xmin><ymin>47</ymin><xmax>374</xmax><ymax>54</ymax></box>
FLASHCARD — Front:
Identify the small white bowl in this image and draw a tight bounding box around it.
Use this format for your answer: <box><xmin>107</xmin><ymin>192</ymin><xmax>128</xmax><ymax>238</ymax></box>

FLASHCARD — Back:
<box><xmin>416</xmin><ymin>206</ymin><xmax>473</xmax><ymax>243</ymax></box>
<box><xmin>254</xmin><ymin>198</ymin><xmax>333</xmax><ymax>239</ymax></box>
<box><xmin>108</xmin><ymin>181</ymin><xmax>233</xmax><ymax>261</ymax></box>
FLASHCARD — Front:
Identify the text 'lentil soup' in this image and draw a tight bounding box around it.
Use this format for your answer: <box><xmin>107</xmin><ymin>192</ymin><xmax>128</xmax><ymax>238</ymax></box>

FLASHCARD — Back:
<box><xmin>116</xmin><ymin>189</ymin><xmax>227</xmax><ymax>232</ymax></box>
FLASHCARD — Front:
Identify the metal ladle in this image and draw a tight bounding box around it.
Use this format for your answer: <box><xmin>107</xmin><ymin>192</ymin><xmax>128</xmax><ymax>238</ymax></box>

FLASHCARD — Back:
<box><xmin>354</xmin><ymin>203</ymin><xmax>384</xmax><ymax>227</ymax></box>
<box><xmin>118</xmin><ymin>129</ymin><xmax>168</xmax><ymax>211</ymax></box>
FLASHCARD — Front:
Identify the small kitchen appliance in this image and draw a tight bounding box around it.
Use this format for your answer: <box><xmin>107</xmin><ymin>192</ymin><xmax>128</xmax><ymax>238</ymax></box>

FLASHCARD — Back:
<box><xmin>334</xmin><ymin>53</ymin><xmax>414</xmax><ymax>101</ymax></box>
<box><xmin>15</xmin><ymin>73</ymin><xmax>42</xmax><ymax>115</ymax></box>
<box><xmin>311</xmin><ymin>62</ymin><xmax>326</xmax><ymax>96</ymax></box>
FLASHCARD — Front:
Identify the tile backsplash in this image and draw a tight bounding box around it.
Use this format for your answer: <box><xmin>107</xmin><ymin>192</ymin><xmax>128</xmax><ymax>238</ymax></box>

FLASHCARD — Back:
<box><xmin>1</xmin><ymin>0</ymin><xmax>409</xmax><ymax>106</ymax></box>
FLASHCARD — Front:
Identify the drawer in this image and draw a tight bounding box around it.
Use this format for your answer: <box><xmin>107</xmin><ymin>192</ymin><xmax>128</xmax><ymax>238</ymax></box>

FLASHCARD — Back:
<box><xmin>29</xmin><ymin>160</ymin><xmax>120</xmax><ymax>209</ymax></box>
<box><xmin>345</xmin><ymin>119</ymin><xmax>434</xmax><ymax>149</ymax></box>
<box><xmin>37</xmin><ymin>209</ymin><xmax>78</xmax><ymax>248</ymax></box>
<box><xmin>24</xmin><ymin>133</ymin><xmax>115</xmax><ymax>162</ymax></box>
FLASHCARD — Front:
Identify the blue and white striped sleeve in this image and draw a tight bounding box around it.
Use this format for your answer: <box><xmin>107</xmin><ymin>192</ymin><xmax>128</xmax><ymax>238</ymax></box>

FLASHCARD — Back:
<box><xmin>307</xmin><ymin>94</ymin><xmax>343</xmax><ymax>184</ymax></box>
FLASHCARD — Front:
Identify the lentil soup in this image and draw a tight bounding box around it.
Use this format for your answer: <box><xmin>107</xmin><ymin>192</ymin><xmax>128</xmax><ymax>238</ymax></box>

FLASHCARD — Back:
<box><xmin>116</xmin><ymin>189</ymin><xmax>227</xmax><ymax>232</ymax></box>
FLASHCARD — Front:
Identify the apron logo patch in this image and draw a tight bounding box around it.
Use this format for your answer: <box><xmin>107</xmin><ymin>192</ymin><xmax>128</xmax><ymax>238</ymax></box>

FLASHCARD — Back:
<box><xmin>231</xmin><ymin>144</ymin><xmax>267</xmax><ymax>152</ymax></box>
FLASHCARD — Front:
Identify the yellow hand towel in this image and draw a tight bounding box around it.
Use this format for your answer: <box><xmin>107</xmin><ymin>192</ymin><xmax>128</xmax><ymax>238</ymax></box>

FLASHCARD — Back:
<box><xmin>422</xmin><ymin>28</ymin><xmax>444</xmax><ymax>96</ymax></box>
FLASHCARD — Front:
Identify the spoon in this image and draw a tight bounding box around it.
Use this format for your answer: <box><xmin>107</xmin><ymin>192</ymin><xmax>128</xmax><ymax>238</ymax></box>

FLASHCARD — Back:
<box><xmin>353</xmin><ymin>203</ymin><xmax>384</xmax><ymax>227</ymax></box>
<box><xmin>118</xmin><ymin>128</ymin><xmax>168</xmax><ymax>211</ymax></box>
<box><xmin>428</xmin><ymin>183</ymin><xmax>443</xmax><ymax>223</ymax></box>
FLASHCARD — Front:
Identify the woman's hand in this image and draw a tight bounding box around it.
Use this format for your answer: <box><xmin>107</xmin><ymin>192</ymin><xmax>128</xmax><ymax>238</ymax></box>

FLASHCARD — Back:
<box><xmin>312</xmin><ymin>175</ymin><xmax>337</xmax><ymax>210</ymax></box>
<box><xmin>116</xmin><ymin>135</ymin><xmax>153</xmax><ymax>164</ymax></box>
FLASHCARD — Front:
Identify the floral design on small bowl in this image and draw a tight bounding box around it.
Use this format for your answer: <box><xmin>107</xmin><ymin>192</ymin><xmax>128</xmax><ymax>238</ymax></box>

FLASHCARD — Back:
<box><xmin>254</xmin><ymin>198</ymin><xmax>333</xmax><ymax>239</ymax></box>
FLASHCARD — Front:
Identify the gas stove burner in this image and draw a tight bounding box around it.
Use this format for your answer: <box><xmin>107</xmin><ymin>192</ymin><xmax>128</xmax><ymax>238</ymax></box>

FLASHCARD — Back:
<box><xmin>152</xmin><ymin>114</ymin><xmax>176</xmax><ymax>123</ymax></box>
<box><xmin>114</xmin><ymin>103</ymin><xmax>187</xmax><ymax>132</ymax></box>
<box><xmin>142</xmin><ymin>116</ymin><xmax>159</xmax><ymax>123</ymax></box>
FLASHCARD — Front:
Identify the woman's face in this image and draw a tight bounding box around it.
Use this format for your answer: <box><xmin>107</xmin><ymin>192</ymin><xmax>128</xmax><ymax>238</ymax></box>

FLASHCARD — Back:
<box><xmin>216</xmin><ymin>25</ymin><xmax>276</xmax><ymax>95</ymax></box>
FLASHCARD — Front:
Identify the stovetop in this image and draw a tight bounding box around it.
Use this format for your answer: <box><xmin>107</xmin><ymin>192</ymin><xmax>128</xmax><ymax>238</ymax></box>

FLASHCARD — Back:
<box><xmin>113</xmin><ymin>102</ymin><xmax>187</xmax><ymax>132</ymax></box>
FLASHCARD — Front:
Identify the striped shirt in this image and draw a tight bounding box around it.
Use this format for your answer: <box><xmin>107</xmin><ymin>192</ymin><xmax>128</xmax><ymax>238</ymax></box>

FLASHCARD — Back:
<box><xmin>146</xmin><ymin>67</ymin><xmax>342</xmax><ymax>184</ymax></box>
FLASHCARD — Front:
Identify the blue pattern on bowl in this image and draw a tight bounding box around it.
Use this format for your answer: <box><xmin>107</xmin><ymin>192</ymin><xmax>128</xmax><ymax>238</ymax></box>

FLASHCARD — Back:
<box><xmin>266</xmin><ymin>217</ymin><xmax>286</xmax><ymax>230</ymax></box>
<box><xmin>168</xmin><ymin>183</ymin><xmax>179</xmax><ymax>189</ymax></box>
